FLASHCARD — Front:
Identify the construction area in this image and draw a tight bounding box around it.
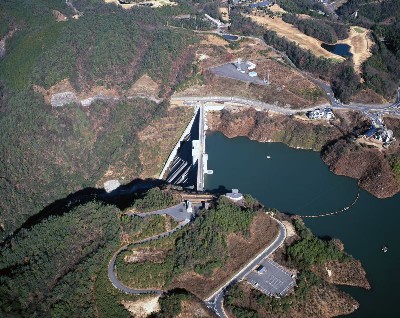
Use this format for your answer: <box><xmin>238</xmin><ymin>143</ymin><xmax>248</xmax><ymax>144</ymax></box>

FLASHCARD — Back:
<box><xmin>175</xmin><ymin>33</ymin><xmax>328</xmax><ymax>109</ymax></box>
<box><xmin>210</xmin><ymin>59</ymin><xmax>270</xmax><ymax>86</ymax></box>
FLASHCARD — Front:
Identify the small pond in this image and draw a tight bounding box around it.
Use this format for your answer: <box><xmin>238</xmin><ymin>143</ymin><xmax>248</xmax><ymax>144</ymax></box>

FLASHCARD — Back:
<box><xmin>222</xmin><ymin>34</ymin><xmax>239</xmax><ymax>41</ymax></box>
<box><xmin>321</xmin><ymin>43</ymin><xmax>353</xmax><ymax>57</ymax></box>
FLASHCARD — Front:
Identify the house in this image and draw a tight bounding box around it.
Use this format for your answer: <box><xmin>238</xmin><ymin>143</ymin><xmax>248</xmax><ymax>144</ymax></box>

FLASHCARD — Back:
<box><xmin>307</xmin><ymin>108</ymin><xmax>335</xmax><ymax>120</ymax></box>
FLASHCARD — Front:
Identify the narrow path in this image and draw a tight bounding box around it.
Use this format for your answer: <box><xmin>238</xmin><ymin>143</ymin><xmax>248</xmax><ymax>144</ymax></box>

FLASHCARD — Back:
<box><xmin>126</xmin><ymin>202</ymin><xmax>192</xmax><ymax>222</ymax></box>
<box><xmin>108</xmin><ymin>220</ymin><xmax>189</xmax><ymax>294</ymax></box>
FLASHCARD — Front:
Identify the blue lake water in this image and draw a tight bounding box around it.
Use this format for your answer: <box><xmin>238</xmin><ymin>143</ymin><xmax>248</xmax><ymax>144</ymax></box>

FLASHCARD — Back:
<box><xmin>222</xmin><ymin>34</ymin><xmax>239</xmax><ymax>41</ymax></box>
<box><xmin>322</xmin><ymin>43</ymin><xmax>353</xmax><ymax>57</ymax></box>
<box><xmin>205</xmin><ymin>132</ymin><xmax>400</xmax><ymax>318</ymax></box>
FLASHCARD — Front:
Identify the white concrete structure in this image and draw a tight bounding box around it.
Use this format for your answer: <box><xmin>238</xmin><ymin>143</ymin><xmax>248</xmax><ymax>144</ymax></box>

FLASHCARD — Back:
<box><xmin>249</xmin><ymin>71</ymin><xmax>258</xmax><ymax>77</ymax></box>
<box><xmin>159</xmin><ymin>105</ymin><xmax>199</xmax><ymax>179</ymax></box>
<box><xmin>307</xmin><ymin>108</ymin><xmax>334</xmax><ymax>120</ymax></box>
<box><xmin>104</xmin><ymin>180</ymin><xmax>120</xmax><ymax>193</ymax></box>
<box><xmin>247</xmin><ymin>61</ymin><xmax>256</xmax><ymax>70</ymax></box>
<box><xmin>226</xmin><ymin>189</ymin><xmax>244</xmax><ymax>201</ymax></box>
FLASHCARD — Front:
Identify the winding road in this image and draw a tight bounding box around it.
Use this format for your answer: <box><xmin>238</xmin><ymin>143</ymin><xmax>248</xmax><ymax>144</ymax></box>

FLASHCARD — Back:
<box><xmin>108</xmin><ymin>208</ymin><xmax>287</xmax><ymax>318</ymax></box>
<box><xmin>108</xmin><ymin>219</ymin><xmax>189</xmax><ymax>295</ymax></box>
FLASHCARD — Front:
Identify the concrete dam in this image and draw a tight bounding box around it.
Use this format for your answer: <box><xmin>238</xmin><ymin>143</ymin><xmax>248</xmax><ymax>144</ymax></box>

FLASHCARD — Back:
<box><xmin>159</xmin><ymin>103</ymin><xmax>223</xmax><ymax>191</ymax></box>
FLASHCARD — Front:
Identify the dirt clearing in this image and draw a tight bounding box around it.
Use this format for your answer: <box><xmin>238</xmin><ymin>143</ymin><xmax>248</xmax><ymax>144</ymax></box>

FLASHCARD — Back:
<box><xmin>247</xmin><ymin>13</ymin><xmax>345</xmax><ymax>61</ymax></box>
<box><xmin>200</xmin><ymin>34</ymin><xmax>228</xmax><ymax>47</ymax></box>
<box><xmin>176</xmin><ymin>300</ymin><xmax>213</xmax><ymax>318</ymax></box>
<box><xmin>121</xmin><ymin>296</ymin><xmax>160</xmax><ymax>317</ymax></box>
<box><xmin>219</xmin><ymin>7</ymin><xmax>229</xmax><ymax>22</ymax></box>
<box><xmin>126</xmin><ymin>74</ymin><xmax>160</xmax><ymax>98</ymax></box>
<box><xmin>338</xmin><ymin>26</ymin><xmax>373</xmax><ymax>74</ymax></box>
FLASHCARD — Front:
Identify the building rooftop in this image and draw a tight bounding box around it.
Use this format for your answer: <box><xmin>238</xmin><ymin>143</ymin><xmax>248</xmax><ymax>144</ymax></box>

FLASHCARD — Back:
<box><xmin>226</xmin><ymin>189</ymin><xmax>244</xmax><ymax>201</ymax></box>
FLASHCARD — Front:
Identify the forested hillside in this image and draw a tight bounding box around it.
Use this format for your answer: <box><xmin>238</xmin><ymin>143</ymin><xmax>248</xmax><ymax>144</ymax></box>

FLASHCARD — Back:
<box><xmin>0</xmin><ymin>0</ymin><xmax>199</xmax><ymax>241</ymax></box>
<box><xmin>337</xmin><ymin>0</ymin><xmax>400</xmax><ymax>99</ymax></box>
<box><xmin>0</xmin><ymin>201</ymin><xmax>126</xmax><ymax>317</ymax></box>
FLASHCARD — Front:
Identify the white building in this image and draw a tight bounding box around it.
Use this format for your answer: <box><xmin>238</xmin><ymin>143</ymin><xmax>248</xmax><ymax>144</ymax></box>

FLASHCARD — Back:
<box><xmin>307</xmin><ymin>108</ymin><xmax>334</xmax><ymax>120</ymax></box>
<box><xmin>225</xmin><ymin>189</ymin><xmax>244</xmax><ymax>202</ymax></box>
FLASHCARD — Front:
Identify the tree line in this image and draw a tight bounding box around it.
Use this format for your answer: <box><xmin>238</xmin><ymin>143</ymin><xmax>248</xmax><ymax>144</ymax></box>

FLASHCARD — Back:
<box><xmin>282</xmin><ymin>14</ymin><xmax>349</xmax><ymax>44</ymax></box>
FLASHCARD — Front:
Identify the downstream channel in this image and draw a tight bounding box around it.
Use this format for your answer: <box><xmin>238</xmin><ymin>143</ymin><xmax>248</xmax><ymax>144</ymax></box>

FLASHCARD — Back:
<box><xmin>205</xmin><ymin>132</ymin><xmax>399</xmax><ymax>318</ymax></box>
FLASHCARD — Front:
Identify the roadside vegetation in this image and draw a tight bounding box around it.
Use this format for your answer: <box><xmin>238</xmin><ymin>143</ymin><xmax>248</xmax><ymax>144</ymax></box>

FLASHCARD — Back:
<box><xmin>128</xmin><ymin>187</ymin><xmax>178</xmax><ymax>213</ymax></box>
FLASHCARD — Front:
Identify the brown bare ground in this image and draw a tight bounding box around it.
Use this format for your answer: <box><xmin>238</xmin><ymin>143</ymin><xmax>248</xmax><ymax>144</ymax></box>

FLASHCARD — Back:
<box><xmin>282</xmin><ymin>220</ymin><xmax>296</xmax><ymax>238</ymax></box>
<box><xmin>121</xmin><ymin>296</ymin><xmax>161</xmax><ymax>317</ymax></box>
<box><xmin>168</xmin><ymin>213</ymin><xmax>279</xmax><ymax>299</ymax></box>
<box><xmin>124</xmin><ymin>247</ymin><xmax>168</xmax><ymax>264</ymax></box>
<box><xmin>33</xmin><ymin>78</ymin><xmax>119</xmax><ymax>105</ymax></box>
<box><xmin>219</xmin><ymin>7</ymin><xmax>229</xmax><ymax>23</ymax></box>
<box><xmin>312</xmin><ymin>259</ymin><xmax>371</xmax><ymax>290</ymax></box>
<box><xmin>351</xmin><ymin>88</ymin><xmax>386</xmax><ymax>104</ymax></box>
<box><xmin>339</xmin><ymin>26</ymin><xmax>373</xmax><ymax>74</ymax></box>
<box><xmin>52</xmin><ymin>10</ymin><xmax>68</xmax><ymax>22</ymax></box>
<box><xmin>200</xmin><ymin>34</ymin><xmax>229</xmax><ymax>47</ymax></box>
<box><xmin>138</xmin><ymin>106</ymin><xmax>194</xmax><ymax>178</ymax></box>
<box><xmin>269</xmin><ymin>3</ymin><xmax>287</xmax><ymax>14</ymax></box>
<box><xmin>126</xmin><ymin>74</ymin><xmax>160</xmax><ymax>98</ymax></box>
<box><xmin>176</xmin><ymin>300</ymin><xmax>213</xmax><ymax>318</ymax></box>
<box><xmin>176</xmin><ymin>64</ymin><xmax>327</xmax><ymax>108</ymax></box>
<box><xmin>178</xmin><ymin>34</ymin><xmax>328</xmax><ymax>108</ymax></box>
<box><xmin>247</xmin><ymin>13</ymin><xmax>345</xmax><ymax>61</ymax></box>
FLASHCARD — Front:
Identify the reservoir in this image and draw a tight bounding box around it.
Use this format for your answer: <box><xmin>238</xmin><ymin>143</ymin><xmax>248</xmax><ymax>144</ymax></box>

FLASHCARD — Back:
<box><xmin>321</xmin><ymin>43</ymin><xmax>353</xmax><ymax>57</ymax></box>
<box><xmin>205</xmin><ymin>132</ymin><xmax>399</xmax><ymax>318</ymax></box>
<box><xmin>222</xmin><ymin>34</ymin><xmax>239</xmax><ymax>41</ymax></box>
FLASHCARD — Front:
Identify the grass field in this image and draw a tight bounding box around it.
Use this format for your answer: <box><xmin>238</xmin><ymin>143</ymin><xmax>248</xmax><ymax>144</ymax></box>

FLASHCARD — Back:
<box><xmin>246</xmin><ymin>13</ymin><xmax>345</xmax><ymax>61</ymax></box>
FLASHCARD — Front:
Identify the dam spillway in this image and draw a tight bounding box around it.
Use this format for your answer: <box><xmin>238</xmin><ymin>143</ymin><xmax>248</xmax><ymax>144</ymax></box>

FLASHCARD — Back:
<box><xmin>160</xmin><ymin>103</ymin><xmax>223</xmax><ymax>191</ymax></box>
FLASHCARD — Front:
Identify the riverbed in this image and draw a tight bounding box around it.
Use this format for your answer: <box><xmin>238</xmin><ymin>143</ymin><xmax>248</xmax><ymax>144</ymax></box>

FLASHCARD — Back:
<box><xmin>205</xmin><ymin>132</ymin><xmax>399</xmax><ymax>318</ymax></box>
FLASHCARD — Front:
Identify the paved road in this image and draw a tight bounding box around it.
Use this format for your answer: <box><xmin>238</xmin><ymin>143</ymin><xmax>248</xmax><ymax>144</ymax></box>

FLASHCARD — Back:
<box><xmin>127</xmin><ymin>202</ymin><xmax>192</xmax><ymax>222</ymax></box>
<box><xmin>109</xmin><ymin>211</ymin><xmax>287</xmax><ymax>318</ymax></box>
<box><xmin>172</xmin><ymin>94</ymin><xmax>400</xmax><ymax>118</ymax></box>
<box><xmin>108</xmin><ymin>220</ymin><xmax>189</xmax><ymax>295</ymax></box>
<box><xmin>171</xmin><ymin>95</ymin><xmax>317</xmax><ymax>115</ymax></box>
<box><xmin>205</xmin><ymin>217</ymin><xmax>287</xmax><ymax>317</ymax></box>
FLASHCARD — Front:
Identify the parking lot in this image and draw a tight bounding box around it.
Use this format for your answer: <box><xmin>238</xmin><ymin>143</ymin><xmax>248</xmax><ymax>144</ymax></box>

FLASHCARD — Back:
<box><xmin>246</xmin><ymin>258</ymin><xmax>295</xmax><ymax>296</ymax></box>
<box><xmin>209</xmin><ymin>63</ymin><xmax>267</xmax><ymax>85</ymax></box>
